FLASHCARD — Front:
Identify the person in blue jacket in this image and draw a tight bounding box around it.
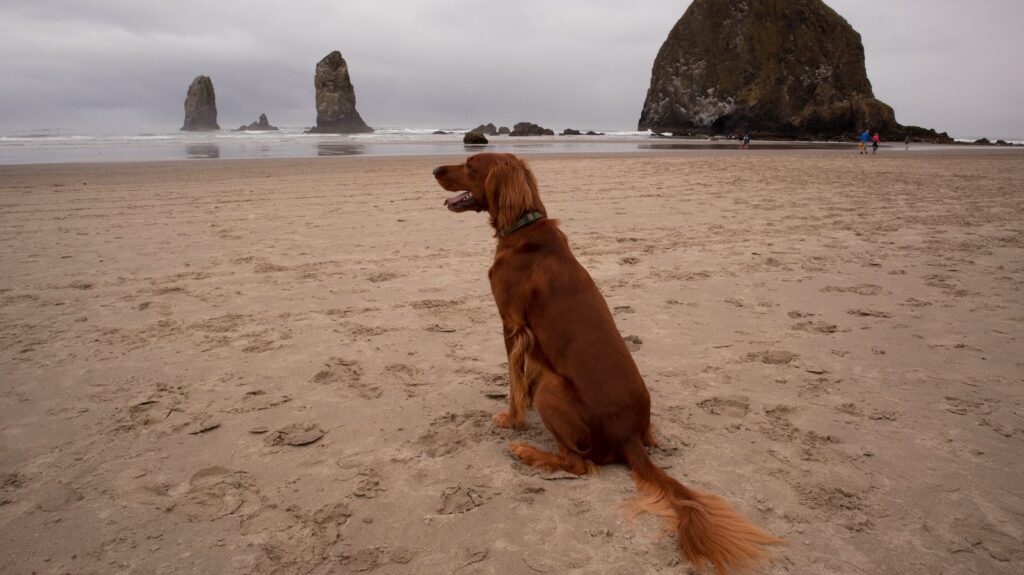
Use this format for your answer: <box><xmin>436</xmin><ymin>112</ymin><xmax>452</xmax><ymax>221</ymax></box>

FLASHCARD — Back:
<box><xmin>859</xmin><ymin>129</ymin><xmax>870</xmax><ymax>155</ymax></box>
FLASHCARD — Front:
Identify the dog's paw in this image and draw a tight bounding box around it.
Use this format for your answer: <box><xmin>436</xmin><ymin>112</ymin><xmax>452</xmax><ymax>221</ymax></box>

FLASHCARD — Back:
<box><xmin>509</xmin><ymin>442</ymin><xmax>532</xmax><ymax>460</ymax></box>
<box><xmin>493</xmin><ymin>410</ymin><xmax>524</xmax><ymax>430</ymax></box>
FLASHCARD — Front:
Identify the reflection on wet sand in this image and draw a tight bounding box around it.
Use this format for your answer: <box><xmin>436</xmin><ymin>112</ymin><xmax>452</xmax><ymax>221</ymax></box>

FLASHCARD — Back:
<box><xmin>639</xmin><ymin>141</ymin><xmax>852</xmax><ymax>151</ymax></box>
<box><xmin>317</xmin><ymin>143</ymin><xmax>364</xmax><ymax>156</ymax></box>
<box><xmin>185</xmin><ymin>143</ymin><xmax>220</xmax><ymax>159</ymax></box>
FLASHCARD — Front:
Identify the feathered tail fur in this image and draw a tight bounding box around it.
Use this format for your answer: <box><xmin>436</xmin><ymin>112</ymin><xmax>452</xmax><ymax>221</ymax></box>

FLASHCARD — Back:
<box><xmin>623</xmin><ymin>438</ymin><xmax>783</xmax><ymax>574</ymax></box>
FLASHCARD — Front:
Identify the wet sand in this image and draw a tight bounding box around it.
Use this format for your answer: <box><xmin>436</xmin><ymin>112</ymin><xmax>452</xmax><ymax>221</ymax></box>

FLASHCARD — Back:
<box><xmin>1</xmin><ymin>150</ymin><xmax>1023</xmax><ymax>574</ymax></box>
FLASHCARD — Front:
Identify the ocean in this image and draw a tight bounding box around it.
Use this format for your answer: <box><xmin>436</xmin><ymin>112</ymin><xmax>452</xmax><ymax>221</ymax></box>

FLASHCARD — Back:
<box><xmin>0</xmin><ymin>127</ymin><xmax>659</xmax><ymax>165</ymax></box>
<box><xmin>2</xmin><ymin>127</ymin><xmax>1021</xmax><ymax>165</ymax></box>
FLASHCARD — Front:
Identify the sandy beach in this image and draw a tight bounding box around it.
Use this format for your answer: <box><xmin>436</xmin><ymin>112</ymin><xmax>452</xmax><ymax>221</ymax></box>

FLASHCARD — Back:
<box><xmin>1</xmin><ymin>149</ymin><xmax>1023</xmax><ymax>574</ymax></box>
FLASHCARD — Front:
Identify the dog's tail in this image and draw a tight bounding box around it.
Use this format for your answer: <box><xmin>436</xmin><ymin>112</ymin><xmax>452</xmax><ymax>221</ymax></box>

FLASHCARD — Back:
<box><xmin>622</xmin><ymin>437</ymin><xmax>782</xmax><ymax>574</ymax></box>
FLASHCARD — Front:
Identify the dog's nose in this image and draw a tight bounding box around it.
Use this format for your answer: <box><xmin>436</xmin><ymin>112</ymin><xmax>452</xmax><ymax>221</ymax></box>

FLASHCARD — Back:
<box><xmin>432</xmin><ymin>166</ymin><xmax>445</xmax><ymax>177</ymax></box>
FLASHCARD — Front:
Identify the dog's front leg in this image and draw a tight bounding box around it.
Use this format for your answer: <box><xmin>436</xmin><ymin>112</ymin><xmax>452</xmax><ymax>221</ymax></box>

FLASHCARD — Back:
<box><xmin>494</xmin><ymin>322</ymin><xmax>534</xmax><ymax>430</ymax></box>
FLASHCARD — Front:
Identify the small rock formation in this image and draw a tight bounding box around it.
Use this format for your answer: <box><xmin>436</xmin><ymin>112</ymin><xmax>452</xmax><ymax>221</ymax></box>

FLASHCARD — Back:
<box><xmin>901</xmin><ymin>125</ymin><xmax>953</xmax><ymax>144</ymax></box>
<box><xmin>471</xmin><ymin>123</ymin><xmax>499</xmax><ymax>136</ymax></box>
<box><xmin>233</xmin><ymin>113</ymin><xmax>279</xmax><ymax>132</ymax></box>
<box><xmin>181</xmin><ymin>75</ymin><xmax>219</xmax><ymax>131</ymax></box>
<box><xmin>510</xmin><ymin>122</ymin><xmax>554</xmax><ymax>137</ymax></box>
<box><xmin>463</xmin><ymin>131</ymin><xmax>489</xmax><ymax>145</ymax></box>
<box><xmin>560</xmin><ymin>129</ymin><xmax>607</xmax><ymax>136</ymax></box>
<box><xmin>433</xmin><ymin>130</ymin><xmax>450</xmax><ymax>135</ymax></box>
<box><xmin>307</xmin><ymin>51</ymin><xmax>372</xmax><ymax>134</ymax></box>
<box><xmin>973</xmin><ymin>138</ymin><xmax>992</xmax><ymax>145</ymax></box>
<box><xmin>498</xmin><ymin>126</ymin><xmax>511</xmax><ymax>135</ymax></box>
<box><xmin>638</xmin><ymin>0</ymin><xmax>948</xmax><ymax>141</ymax></box>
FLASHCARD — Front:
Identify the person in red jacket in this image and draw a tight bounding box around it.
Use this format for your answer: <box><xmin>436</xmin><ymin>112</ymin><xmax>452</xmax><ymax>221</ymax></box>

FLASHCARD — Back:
<box><xmin>872</xmin><ymin>133</ymin><xmax>880</xmax><ymax>155</ymax></box>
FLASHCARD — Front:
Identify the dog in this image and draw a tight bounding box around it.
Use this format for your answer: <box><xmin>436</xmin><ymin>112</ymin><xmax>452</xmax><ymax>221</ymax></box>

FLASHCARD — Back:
<box><xmin>433</xmin><ymin>153</ymin><xmax>781</xmax><ymax>574</ymax></box>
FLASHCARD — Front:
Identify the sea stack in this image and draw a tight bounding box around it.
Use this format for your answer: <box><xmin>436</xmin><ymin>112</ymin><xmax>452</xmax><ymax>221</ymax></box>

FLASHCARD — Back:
<box><xmin>308</xmin><ymin>51</ymin><xmax>372</xmax><ymax>134</ymax></box>
<box><xmin>234</xmin><ymin>113</ymin><xmax>279</xmax><ymax>132</ymax></box>
<box><xmin>639</xmin><ymin>0</ymin><xmax>901</xmax><ymax>139</ymax></box>
<box><xmin>181</xmin><ymin>75</ymin><xmax>220</xmax><ymax>131</ymax></box>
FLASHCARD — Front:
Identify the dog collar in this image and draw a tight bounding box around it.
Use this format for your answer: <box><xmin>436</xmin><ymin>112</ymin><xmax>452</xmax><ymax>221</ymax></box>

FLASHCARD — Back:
<box><xmin>499</xmin><ymin>211</ymin><xmax>546</xmax><ymax>237</ymax></box>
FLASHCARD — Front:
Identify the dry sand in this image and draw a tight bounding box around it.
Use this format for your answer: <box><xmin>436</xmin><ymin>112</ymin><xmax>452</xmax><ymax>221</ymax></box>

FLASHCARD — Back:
<box><xmin>1</xmin><ymin>149</ymin><xmax>1023</xmax><ymax>574</ymax></box>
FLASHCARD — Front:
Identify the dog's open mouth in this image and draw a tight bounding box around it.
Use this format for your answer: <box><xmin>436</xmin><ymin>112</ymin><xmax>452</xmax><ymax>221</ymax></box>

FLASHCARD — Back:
<box><xmin>443</xmin><ymin>192</ymin><xmax>479</xmax><ymax>212</ymax></box>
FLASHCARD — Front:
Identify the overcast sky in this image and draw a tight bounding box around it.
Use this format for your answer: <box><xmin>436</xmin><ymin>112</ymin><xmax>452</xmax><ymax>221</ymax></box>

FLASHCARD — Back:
<box><xmin>1</xmin><ymin>1</ymin><xmax>1021</xmax><ymax>138</ymax></box>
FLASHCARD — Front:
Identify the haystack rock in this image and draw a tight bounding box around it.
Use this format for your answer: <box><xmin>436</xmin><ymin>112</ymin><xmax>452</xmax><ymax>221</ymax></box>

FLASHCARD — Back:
<box><xmin>181</xmin><ymin>75</ymin><xmax>219</xmax><ymax>131</ymax></box>
<box><xmin>463</xmin><ymin>131</ymin><xmax>489</xmax><ymax>145</ymax></box>
<box><xmin>234</xmin><ymin>113</ymin><xmax>279</xmax><ymax>132</ymax></box>
<box><xmin>639</xmin><ymin>0</ymin><xmax>936</xmax><ymax>140</ymax></box>
<box><xmin>307</xmin><ymin>51</ymin><xmax>372</xmax><ymax>134</ymax></box>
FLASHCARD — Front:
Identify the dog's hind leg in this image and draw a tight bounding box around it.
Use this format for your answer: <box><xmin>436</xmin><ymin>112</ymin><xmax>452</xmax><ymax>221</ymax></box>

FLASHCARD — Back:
<box><xmin>509</xmin><ymin>372</ymin><xmax>594</xmax><ymax>476</ymax></box>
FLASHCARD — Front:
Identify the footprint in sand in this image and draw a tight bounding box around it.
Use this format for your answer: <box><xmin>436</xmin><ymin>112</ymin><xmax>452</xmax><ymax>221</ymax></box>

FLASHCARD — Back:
<box><xmin>835</xmin><ymin>402</ymin><xmax>863</xmax><ymax>416</ymax></box>
<box><xmin>231</xmin><ymin>389</ymin><xmax>291</xmax><ymax>413</ymax></box>
<box><xmin>179</xmin><ymin>466</ymin><xmax>262</xmax><ymax>521</ymax></box>
<box><xmin>900</xmin><ymin>297</ymin><xmax>933</xmax><ymax>307</ymax></box>
<box><xmin>340</xmin><ymin>548</ymin><xmax>383</xmax><ymax>573</ymax></box>
<box><xmin>384</xmin><ymin>363</ymin><xmax>427</xmax><ymax>397</ymax></box>
<box><xmin>697</xmin><ymin>395</ymin><xmax>751</xmax><ymax>417</ymax></box>
<box><xmin>410</xmin><ymin>298</ymin><xmax>464</xmax><ymax>311</ymax></box>
<box><xmin>847</xmin><ymin>309</ymin><xmax>892</xmax><ymax>318</ymax></box>
<box><xmin>416</xmin><ymin>410</ymin><xmax>500</xmax><ymax>457</ymax></box>
<box><xmin>35</xmin><ymin>483</ymin><xmax>84</xmax><ymax>512</ymax></box>
<box><xmin>791</xmin><ymin>320</ymin><xmax>840</xmax><ymax>334</ymax></box>
<box><xmin>312</xmin><ymin>502</ymin><xmax>353</xmax><ymax>527</ymax></box>
<box><xmin>1</xmin><ymin>472</ymin><xmax>25</xmax><ymax>503</ymax></box>
<box><xmin>264</xmin><ymin>423</ymin><xmax>325</xmax><ymax>447</ymax></box>
<box><xmin>623</xmin><ymin>334</ymin><xmax>643</xmax><ymax>352</ymax></box>
<box><xmin>745</xmin><ymin>350</ymin><xmax>798</xmax><ymax>365</ymax></box>
<box><xmin>367</xmin><ymin>271</ymin><xmax>399</xmax><ymax>283</ymax></box>
<box><xmin>311</xmin><ymin>357</ymin><xmax>379</xmax><ymax>399</ymax></box>
<box><xmin>438</xmin><ymin>484</ymin><xmax>491</xmax><ymax>514</ymax></box>
<box><xmin>821</xmin><ymin>284</ymin><xmax>885</xmax><ymax>296</ymax></box>
<box><xmin>128</xmin><ymin>399</ymin><xmax>172</xmax><ymax>426</ymax></box>
<box><xmin>352</xmin><ymin>469</ymin><xmax>384</xmax><ymax>499</ymax></box>
<box><xmin>794</xmin><ymin>482</ymin><xmax>867</xmax><ymax>516</ymax></box>
<box><xmin>253</xmin><ymin>261</ymin><xmax>289</xmax><ymax>274</ymax></box>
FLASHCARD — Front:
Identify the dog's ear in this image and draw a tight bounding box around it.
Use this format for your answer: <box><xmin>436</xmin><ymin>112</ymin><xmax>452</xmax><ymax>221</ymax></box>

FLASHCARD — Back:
<box><xmin>485</xmin><ymin>157</ymin><xmax>540</xmax><ymax>231</ymax></box>
<box><xmin>517</xmin><ymin>158</ymin><xmax>546</xmax><ymax>216</ymax></box>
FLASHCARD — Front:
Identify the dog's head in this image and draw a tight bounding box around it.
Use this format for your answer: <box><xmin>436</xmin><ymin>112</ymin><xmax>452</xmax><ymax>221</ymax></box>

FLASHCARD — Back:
<box><xmin>433</xmin><ymin>153</ymin><xmax>545</xmax><ymax>232</ymax></box>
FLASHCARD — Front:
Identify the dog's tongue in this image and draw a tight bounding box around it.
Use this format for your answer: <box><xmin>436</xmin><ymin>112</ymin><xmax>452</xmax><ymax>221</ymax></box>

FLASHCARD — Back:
<box><xmin>444</xmin><ymin>192</ymin><xmax>473</xmax><ymax>208</ymax></box>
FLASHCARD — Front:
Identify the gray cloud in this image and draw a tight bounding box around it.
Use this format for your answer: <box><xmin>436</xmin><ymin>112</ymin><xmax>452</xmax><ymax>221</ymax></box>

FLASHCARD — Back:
<box><xmin>0</xmin><ymin>0</ymin><xmax>1021</xmax><ymax>138</ymax></box>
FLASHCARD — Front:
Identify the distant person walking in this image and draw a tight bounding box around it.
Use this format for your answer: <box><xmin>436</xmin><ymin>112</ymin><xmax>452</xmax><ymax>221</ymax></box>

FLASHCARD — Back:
<box><xmin>872</xmin><ymin>133</ymin><xmax>880</xmax><ymax>155</ymax></box>
<box><xmin>905</xmin><ymin>135</ymin><xmax>911</xmax><ymax>151</ymax></box>
<box><xmin>859</xmin><ymin>129</ymin><xmax>870</xmax><ymax>154</ymax></box>
<box><xmin>742</xmin><ymin>133</ymin><xmax>750</xmax><ymax>149</ymax></box>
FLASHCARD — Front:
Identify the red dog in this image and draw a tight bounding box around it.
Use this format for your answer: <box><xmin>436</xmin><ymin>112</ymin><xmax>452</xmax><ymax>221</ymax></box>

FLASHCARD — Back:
<box><xmin>433</xmin><ymin>153</ymin><xmax>781</xmax><ymax>574</ymax></box>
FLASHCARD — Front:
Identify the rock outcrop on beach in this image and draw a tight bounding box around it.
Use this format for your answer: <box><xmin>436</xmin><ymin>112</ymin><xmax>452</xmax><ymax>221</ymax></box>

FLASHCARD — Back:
<box><xmin>498</xmin><ymin>126</ymin><xmax>510</xmax><ymax>135</ymax></box>
<box><xmin>463</xmin><ymin>131</ymin><xmax>489</xmax><ymax>145</ymax></box>
<box><xmin>471</xmin><ymin>123</ymin><xmax>499</xmax><ymax>136</ymax></box>
<box><xmin>181</xmin><ymin>76</ymin><xmax>219</xmax><ymax>131</ymax></box>
<box><xmin>510</xmin><ymin>122</ymin><xmax>554</xmax><ymax>137</ymax></box>
<box><xmin>234</xmin><ymin>113</ymin><xmax>279</xmax><ymax>132</ymax></box>
<box><xmin>638</xmin><ymin>0</ymin><xmax>947</xmax><ymax>141</ymax></box>
<box><xmin>561</xmin><ymin>128</ymin><xmax>604</xmax><ymax>136</ymax></box>
<box><xmin>307</xmin><ymin>51</ymin><xmax>372</xmax><ymax>134</ymax></box>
